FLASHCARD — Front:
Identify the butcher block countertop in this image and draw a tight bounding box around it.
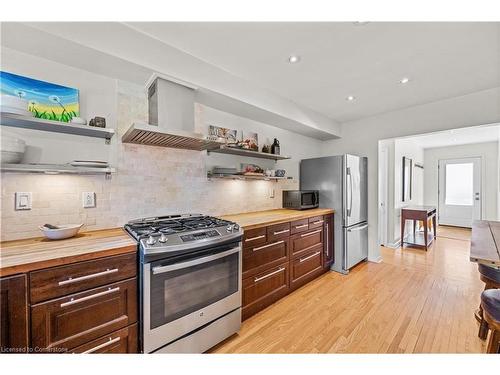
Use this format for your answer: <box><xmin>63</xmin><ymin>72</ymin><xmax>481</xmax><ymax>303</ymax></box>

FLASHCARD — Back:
<box><xmin>220</xmin><ymin>208</ymin><xmax>334</xmax><ymax>230</ymax></box>
<box><xmin>0</xmin><ymin>228</ymin><xmax>136</xmax><ymax>277</ymax></box>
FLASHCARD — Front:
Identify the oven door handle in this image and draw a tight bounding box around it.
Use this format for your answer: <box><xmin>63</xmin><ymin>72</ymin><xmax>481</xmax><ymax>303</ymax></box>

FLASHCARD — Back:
<box><xmin>152</xmin><ymin>247</ymin><xmax>240</xmax><ymax>274</ymax></box>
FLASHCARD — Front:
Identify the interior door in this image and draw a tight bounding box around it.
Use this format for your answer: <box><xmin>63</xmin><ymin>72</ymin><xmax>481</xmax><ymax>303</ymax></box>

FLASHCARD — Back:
<box><xmin>344</xmin><ymin>154</ymin><xmax>368</xmax><ymax>227</ymax></box>
<box><xmin>438</xmin><ymin>157</ymin><xmax>481</xmax><ymax>227</ymax></box>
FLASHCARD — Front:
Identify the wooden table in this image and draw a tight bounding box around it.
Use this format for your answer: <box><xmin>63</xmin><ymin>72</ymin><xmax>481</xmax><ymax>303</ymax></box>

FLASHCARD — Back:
<box><xmin>400</xmin><ymin>206</ymin><xmax>437</xmax><ymax>250</ymax></box>
<box><xmin>470</xmin><ymin>220</ymin><xmax>500</xmax><ymax>269</ymax></box>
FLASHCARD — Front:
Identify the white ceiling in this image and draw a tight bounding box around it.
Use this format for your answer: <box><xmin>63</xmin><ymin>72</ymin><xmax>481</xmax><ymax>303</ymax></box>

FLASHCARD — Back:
<box><xmin>127</xmin><ymin>22</ymin><xmax>500</xmax><ymax>123</ymax></box>
<box><xmin>400</xmin><ymin>123</ymin><xmax>500</xmax><ymax>149</ymax></box>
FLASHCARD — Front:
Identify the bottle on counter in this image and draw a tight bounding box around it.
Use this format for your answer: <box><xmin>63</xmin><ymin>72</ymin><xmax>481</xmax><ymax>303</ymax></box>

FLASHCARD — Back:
<box><xmin>271</xmin><ymin>138</ymin><xmax>280</xmax><ymax>155</ymax></box>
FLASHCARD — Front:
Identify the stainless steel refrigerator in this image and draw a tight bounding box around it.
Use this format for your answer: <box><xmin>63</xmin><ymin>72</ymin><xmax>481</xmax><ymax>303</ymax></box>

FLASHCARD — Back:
<box><xmin>300</xmin><ymin>154</ymin><xmax>368</xmax><ymax>274</ymax></box>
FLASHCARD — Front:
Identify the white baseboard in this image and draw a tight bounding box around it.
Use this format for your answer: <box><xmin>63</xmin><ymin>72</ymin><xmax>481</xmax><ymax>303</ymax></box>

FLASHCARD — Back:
<box><xmin>384</xmin><ymin>239</ymin><xmax>401</xmax><ymax>249</ymax></box>
<box><xmin>368</xmin><ymin>255</ymin><xmax>383</xmax><ymax>263</ymax></box>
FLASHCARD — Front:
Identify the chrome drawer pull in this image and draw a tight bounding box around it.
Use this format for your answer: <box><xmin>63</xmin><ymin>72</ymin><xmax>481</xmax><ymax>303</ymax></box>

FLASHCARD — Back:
<box><xmin>254</xmin><ymin>267</ymin><xmax>285</xmax><ymax>282</ymax></box>
<box><xmin>58</xmin><ymin>268</ymin><xmax>119</xmax><ymax>286</ymax></box>
<box><xmin>300</xmin><ymin>229</ymin><xmax>322</xmax><ymax>238</ymax></box>
<box><xmin>312</xmin><ymin>220</ymin><xmax>324</xmax><ymax>225</ymax></box>
<box><xmin>326</xmin><ymin>223</ymin><xmax>329</xmax><ymax>257</ymax></box>
<box><xmin>273</xmin><ymin>229</ymin><xmax>290</xmax><ymax>235</ymax></box>
<box><xmin>295</xmin><ymin>224</ymin><xmax>308</xmax><ymax>229</ymax></box>
<box><xmin>299</xmin><ymin>251</ymin><xmax>321</xmax><ymax>263</ymax></box>
<box><xmin>245</xmin><ymin>235</ymin><xmax>265</xmax><ymax>242</ymax></box>
<box><xmin>60</xmin><ymin>287</ymin><xmax>120</xmax><ymax>308</ymax></box>
<box><xmin>82</xmin><ymin>336</ymin><xmax>120</xmax><ymax>354</ymax></box>
<box><xmin>253</xmin><ymin>240</ymin><xmax>285</xmax><ymax>252</ymax></box>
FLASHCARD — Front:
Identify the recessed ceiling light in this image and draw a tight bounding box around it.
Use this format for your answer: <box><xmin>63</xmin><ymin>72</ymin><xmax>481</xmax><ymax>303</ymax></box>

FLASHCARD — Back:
<box><xmin>399</xmin><ymin>77</ymin><xmax>410</xmax><ymax>84</ymax></box>
<box><xmin>346</xmin><ymin>95</ymin><xmax>356</xmax><ymax>101</ymax></box>
<box><xmin>353</xmin><ymin>21</ymin><xmax>369</xmax><ymax>26</ymax></box>
<box><xmin>288</xmin><ymin>55</ymin><xmax>301</xmax><ymax>64</ymax></box>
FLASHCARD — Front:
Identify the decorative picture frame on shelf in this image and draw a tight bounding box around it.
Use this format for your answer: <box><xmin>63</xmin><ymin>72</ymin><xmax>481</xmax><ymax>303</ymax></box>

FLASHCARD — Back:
<box><xmin>0</xmin><ymin>71</ymin><xmax>80</xmax><ymax>123</ymax></box>
<box><xmin>207</xmin><ymin>124</ymin><xmax>237</xmax><ymax>144</ymax></box>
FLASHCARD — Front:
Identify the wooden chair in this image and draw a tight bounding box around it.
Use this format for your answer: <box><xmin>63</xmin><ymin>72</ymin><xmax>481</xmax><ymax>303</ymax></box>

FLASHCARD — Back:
<box><xmin>481</xmin><ymin>289</ymin><xmax>500</xmax><ymax>353</ymax></box>
<box><xmin>477</xmin><ymin>264</ymin><xmax>500</xmax><ymax>339</ymax></box>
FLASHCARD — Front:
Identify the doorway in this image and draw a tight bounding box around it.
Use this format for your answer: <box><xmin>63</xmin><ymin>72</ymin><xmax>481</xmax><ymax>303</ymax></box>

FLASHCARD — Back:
<box><xmin>438</xmin><ymin>157</ymin><xmax>481</xmax><ymax>228</ymax></box>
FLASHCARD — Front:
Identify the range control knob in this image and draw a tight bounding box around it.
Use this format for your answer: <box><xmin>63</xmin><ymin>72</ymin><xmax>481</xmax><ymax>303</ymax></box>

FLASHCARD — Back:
<box><xmin>226</xmin><ymin>224</ymin><xmax>235</xmax><ymax>232</ymax></box>
<box><xmin>159</xmin><ymin>233</ymin><xmax>168</xmax><ymax>243</ymax></box>
<box><xmin>146</xmin><ymin>235</ymin><xmax>156</xmax><ymax>245</ymax></box>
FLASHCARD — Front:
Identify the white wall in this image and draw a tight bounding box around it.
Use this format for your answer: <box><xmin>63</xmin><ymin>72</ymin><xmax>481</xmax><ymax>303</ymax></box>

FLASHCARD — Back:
<box><xmin>0</xmin><ymin>48</ymin><xmax>325</xmax><ymax>241</ymax></box>
<box><xmin>423</xmin><ymin>141</ymin><xmax>499</xmax><ymax>221</ymax></box>
<box><xmin>322</xmin><ymin>87</ymin><xmax>500</xmax><ymax>262</ymax></box>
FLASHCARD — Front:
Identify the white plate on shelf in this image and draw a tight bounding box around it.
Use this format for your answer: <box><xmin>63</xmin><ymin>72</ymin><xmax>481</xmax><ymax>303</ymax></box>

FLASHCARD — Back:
<box><xmin>0</xmin><ymin>106</ymin><xmax>34</xmax><ymax>117</ymax></box>
<box><xmin>69</xmin><ymin>160</ymin><xmax>109</xmax><ymax>168</ymax></box>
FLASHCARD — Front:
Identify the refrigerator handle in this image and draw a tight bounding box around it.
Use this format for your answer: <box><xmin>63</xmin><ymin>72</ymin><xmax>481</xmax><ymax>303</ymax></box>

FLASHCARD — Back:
<box><xmin>346</xmin><ymin>168</ymin><xmax>352</xmax><ymax>217</ymax></box>
<box><xmin>347</xmin><ymin>224</ymin><xmax>368</xmax><ymax>232</ymax></box>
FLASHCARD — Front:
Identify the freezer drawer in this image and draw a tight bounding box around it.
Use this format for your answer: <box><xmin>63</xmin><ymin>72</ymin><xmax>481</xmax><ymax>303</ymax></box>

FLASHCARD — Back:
<box><xmin>344</xmin><ymin>222</ymin><xmax>368</xmax><ymax>270</ymax></box>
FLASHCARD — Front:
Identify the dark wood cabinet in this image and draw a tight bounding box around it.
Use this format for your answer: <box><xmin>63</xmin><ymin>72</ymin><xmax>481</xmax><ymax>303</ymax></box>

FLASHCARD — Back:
<box><xmin>241</xmin><ymin>213</ymin><xmax>332</xmax><ymax>320</ymax></box>
<box><xmin>243</xmin><ymin>238</ymin><xmax>290</xmax><ymax>278</ymax></box>
<box><xmin>31</xmin><ymin>277</ymin><xmax>137</xmax><ymax>351</ymax></box>
<box><xmin>290</xmin><ymin>246</ymin><xmax>323</xmax><ymax>290</ymax></box>
<box><xmin>70</xmin><ymin>323</ymin><xmax>138</xmax><ymax>353</ymax></box>
<box><xmin>30</xmin><ymin>253</ymin><xmax>137</xmax><ymax>304</ymax></box>
<box><xmin>0</xmin><ymin>274</ymin><xmax>29</xmax><ymax>353</ymax></box>
<box><xmin>290</xmin><ymin>218</ymin><xmax>309</xmax><ymax>234</ymax></box>
<box><xmin>243</xmin><ymin>227</ymin><xmax>267</xmax><ymax>248</ymax></box>
<box><xmin>242</xmin><ymin>263</ymin><xmax>289</xmax><ymax>320</ymax></box>
<box><xmin>290</xmin><ymin>227</ymin><xmax>324</xmax><ymax>258</ymax></box>
<box><xmin>266</xmin><ymin>222</ymin><xmax>291</xmax><ymax>242</ymax></box>
<box><xmin>323</xmin><ymin>214</ymin><xmax>334</xmax><ymax>269</ymax></box>
<box><xmin>308</xmin><ymin>216</ymin><xmax>325</xmax><ymax>230</ymax></box>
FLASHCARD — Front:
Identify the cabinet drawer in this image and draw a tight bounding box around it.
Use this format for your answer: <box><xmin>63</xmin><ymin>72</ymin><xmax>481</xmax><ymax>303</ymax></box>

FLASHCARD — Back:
<box><xmin>290</xmin><ymin>228</ymin><xmax>324</xmax><ymax>258</ymax></box>
<box><xmin>243</xmin><ymin>239</ymin><xmax>289</xmax><ymax>276</ymax></box>
<box><xmin>70</xmin><ymin>324</ymin><xmax>137</xmax><ymax>353</ymax></box>
<box><xmin>30</xmin><ymin>253</ymin><xmax>137</xmax><ymax>304</ymax></box>
<box><xmin>31</xmin><ymin>277</ymin><xmax>137</xmax><ymax>351</ymax></box>
<box><xmin>243</xmin><ymin>227</ymin><xmax>267</xmax><ymax>248</ymax></box>
<box><xmin>267</xmin><ymin>222</ymin><xmax>291</xmax><ymax>242</ymax></box>
<box><xmin>242</xmin><ymin>263</ymin><xmax>289</xmax><ymax>320</ymax></box>
<box><xmin>308</xmin><ymin>215</ymin><xmax>325</xmax><ymax>229</ymax></box>
<box><xmin>290</xmin><ymin>246</ymin><xmax>323</xmax><ymax>290</ymax></box>
<box><xmin>290</xmin><ymin>219</ymin><xmax>309</xmax><ymax>234</ymax></box>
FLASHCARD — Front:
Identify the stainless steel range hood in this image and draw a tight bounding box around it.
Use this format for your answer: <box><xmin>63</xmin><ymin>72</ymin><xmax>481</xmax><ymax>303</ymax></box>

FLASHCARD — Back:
<box><xmin>122</xmin><ymin>77</ymin><xmax>222</xmax><ymax>151</ymax></box>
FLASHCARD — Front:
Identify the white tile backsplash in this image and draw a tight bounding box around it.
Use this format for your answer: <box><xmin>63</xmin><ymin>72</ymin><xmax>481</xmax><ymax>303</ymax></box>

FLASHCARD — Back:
<box><xmin>1</xmin><ymin>88</ymin><xmax>302</xmax><ymax>241</ymax></box>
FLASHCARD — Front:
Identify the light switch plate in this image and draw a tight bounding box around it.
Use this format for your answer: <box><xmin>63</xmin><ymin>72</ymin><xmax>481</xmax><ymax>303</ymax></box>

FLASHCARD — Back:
<box><xmin>269</xmin><ymin>188</ymin><xmax>275</xmax><ymax>198</ymax></box>
<box><xmin>82</xmin><ymin>192</ymin><xmax>96</xmax><ymax>208</ymax></box>
<box><xmin>15</xmin><ymin>192</ymin><xmax>32</xmax><ymax>210</ymax></box>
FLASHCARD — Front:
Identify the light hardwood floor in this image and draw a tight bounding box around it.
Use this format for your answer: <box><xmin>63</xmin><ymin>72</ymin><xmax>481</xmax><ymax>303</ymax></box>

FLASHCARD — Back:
<box><xmin>211</xmin><ymin>226</ymin><xmax>487</xmax><ymax>353</ymax></box>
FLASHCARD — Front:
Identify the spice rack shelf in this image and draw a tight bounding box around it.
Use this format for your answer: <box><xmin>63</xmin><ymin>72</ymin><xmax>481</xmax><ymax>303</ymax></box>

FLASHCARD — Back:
<box><xmin>207</xmin><ymin>173</ymin><xmax>290</xmax><ymax>181</ymax></box>
<box><xmin>1</xmin><ymin>163</ymin><xmax>115</xmax><ymax>177</ymax></box>
<box><xmin>208</xmin><ymin>145</ymin><xmax>291</xmax><ymax>161</ymax></box>
<box><xmin>0</xmin><ymin>113</ymin><xmax>115</xmax><ymax>144</ymax></box>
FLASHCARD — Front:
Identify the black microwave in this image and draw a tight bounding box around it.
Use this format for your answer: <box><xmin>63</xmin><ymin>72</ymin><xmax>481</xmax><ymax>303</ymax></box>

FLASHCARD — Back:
<box><xmin>282</xmin><ymin>190</ymin><xmax>319</xmax><ymax>210</ymax></box>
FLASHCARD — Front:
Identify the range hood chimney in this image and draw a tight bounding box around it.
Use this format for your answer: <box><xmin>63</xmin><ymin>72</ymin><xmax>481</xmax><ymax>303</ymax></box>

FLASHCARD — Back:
<box><xmin>122</xmin><ymin>77</ymin><xmax>222</xmax><ymax>151</ymax></box>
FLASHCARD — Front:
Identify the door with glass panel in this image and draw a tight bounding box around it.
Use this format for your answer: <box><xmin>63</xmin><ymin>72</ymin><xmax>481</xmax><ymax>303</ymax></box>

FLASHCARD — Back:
<box><xmin>438</xmin><ymin>157</ymin><xmax>481</xmax><ymax>227</ymax></box>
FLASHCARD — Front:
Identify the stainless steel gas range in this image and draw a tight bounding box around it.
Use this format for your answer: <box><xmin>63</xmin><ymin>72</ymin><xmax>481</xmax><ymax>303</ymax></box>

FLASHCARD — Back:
<box><xmin>124</xmin><ymin>214</ymin><xmax>243</xmax><ymax>353</ymax></box>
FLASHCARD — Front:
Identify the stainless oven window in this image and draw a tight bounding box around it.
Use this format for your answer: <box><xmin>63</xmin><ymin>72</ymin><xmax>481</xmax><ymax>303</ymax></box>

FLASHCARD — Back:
<box><xmin>150</xmin><ymin>252</ymin><xmax>239</xmax><ymax>329</ymax></box>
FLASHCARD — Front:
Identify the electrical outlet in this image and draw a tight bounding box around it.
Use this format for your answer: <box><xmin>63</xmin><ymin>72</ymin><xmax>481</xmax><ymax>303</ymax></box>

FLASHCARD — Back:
<box><xmin>269</xmin><ymin>188</ymin><xmax>275</xmax><ymax>198</ymax></box>
<box><xmin>15</xmin><ymin>192</ymin><xmax>32</xmax><ymax>210</ymax></box>
<box><xmin>82</xmin><ymin>192</ymin><xmax>96</xmax><ymax>208</ymax></box>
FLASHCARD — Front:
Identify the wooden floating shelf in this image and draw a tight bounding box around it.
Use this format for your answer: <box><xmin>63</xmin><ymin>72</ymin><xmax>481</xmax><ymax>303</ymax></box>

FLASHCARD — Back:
<box><xmin>0</xmin><ymin>113</ymin><xmax>115</xmax><ymax>144</ymax></box>
<box><xmin>207</xmin><ymin>173</ymin><xmax>290</xmax><ymax>181</ymax></box>
<box><xmin>1</xmin><ymin>163</ymin><xmax>116</xmax><ymax>176</ymax></box>
<box><xmin>208</xmin><ymin>145</ymin><xmax>291</xmax><ymax>161</ymax></box>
